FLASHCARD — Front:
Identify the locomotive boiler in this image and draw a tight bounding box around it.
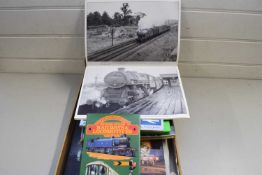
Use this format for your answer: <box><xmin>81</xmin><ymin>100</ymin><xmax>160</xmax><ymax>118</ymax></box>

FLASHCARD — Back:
<box><xmin>102</xmin><ymin>68</ymin><xmax>163</xmax><ymax>107</ymax></box>
<box><xmin>137</xmin><ymin>25</ymin><xmax>171</xmax><ymax>42</ymax></box>
<box><xmin>87</xmin><ymin>135</ymin><xmax>135</xmax><ymax>157</ymax></box>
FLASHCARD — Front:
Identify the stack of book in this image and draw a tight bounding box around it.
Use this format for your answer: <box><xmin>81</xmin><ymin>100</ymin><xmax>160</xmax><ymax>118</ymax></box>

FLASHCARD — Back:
<box><xmin>63</xmin><ymin>116</ymin><xmax>181</xmax><ymax>175</ymax></box>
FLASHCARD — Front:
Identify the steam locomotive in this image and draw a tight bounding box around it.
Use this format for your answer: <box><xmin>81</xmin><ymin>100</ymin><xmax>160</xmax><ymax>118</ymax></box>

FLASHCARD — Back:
<box><xmin>87</xmin><ymin>135</ymin><xmax>135</xmax><ymax>157</ymax></box>
<box><xmin>102</xmin><ymin>68</ymin><xmax>163</xmax><ymax>107</ymax></box>
<box><xmin>137</xmin><ymin>25</ymin><xmax>171</xmax><ymax>42</ymax></box>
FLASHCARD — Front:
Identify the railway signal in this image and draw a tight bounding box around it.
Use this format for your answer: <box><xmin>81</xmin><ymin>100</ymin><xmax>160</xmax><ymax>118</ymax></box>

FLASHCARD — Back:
<box><xmin>113</xmin><ymin>160</ymin><xmax>137</xmax><ymax>175</ymax></box>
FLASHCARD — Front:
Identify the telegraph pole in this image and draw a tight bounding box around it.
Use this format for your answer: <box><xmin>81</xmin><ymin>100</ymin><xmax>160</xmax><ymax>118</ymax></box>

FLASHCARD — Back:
<box><xmin>111</xmin><ymin>27</ymin><xmax>115</xmax><ymax>46</ymax></box>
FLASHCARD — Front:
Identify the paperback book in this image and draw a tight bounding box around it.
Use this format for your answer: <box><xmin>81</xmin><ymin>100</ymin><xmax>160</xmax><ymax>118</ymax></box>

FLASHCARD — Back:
<box><xmin>141</xmin><ymin>138</ymin><xmax>180</xmax><ymax>175</ymax></box>
<box><xmin>80</xmin><ymin>114</ymin><xmax>140</xmax><ymax>175</ymax></box>
<box><xmin>75</xmin><ymin>0</ymin><xmax>189</xmax><ymax>120</ymax></box>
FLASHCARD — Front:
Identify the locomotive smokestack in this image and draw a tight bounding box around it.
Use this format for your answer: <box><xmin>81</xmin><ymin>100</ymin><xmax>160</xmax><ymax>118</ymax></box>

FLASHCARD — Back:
<box><xmin>118</xmin><ymin>68</ymin><xmax>125</xmax><ymax>72</ymax></box>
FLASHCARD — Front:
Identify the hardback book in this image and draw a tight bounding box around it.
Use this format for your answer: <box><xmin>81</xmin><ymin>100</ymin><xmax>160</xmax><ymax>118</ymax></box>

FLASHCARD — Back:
<box><xmin>80</xmin><ymin>114</ymin><xmax>140</xmax><ymax>175</ymax></box>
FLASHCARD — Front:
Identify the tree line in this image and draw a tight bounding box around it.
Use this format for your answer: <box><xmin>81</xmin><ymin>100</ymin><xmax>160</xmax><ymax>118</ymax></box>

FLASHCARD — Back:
<box><xmin>87</xmin><ymin>3</ymin><xmax>144</xmax><ymax>27</ymax></box>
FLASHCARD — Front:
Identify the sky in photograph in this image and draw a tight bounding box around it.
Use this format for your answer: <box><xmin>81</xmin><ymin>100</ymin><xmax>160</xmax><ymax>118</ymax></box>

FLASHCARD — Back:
<box><xmin>87</xmin><ymin>1</ymin><xmax>179</xmax><ymax>28</ymax></box>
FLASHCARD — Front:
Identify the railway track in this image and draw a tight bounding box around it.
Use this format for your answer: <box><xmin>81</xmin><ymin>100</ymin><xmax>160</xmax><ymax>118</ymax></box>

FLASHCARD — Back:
<box><xmin>88</xmin><ymin>30</ymin><xmax>171</xmax><ymax>61</ymax></box>
<box><xmin>111</xmin><ymin>30</ymin><xmax>171</xmax><ymax>61</ymax></box>
<box><xmin>88</xmin><ymin>39</ymin><xmax>139</xmax><ymax>61</ymax></box>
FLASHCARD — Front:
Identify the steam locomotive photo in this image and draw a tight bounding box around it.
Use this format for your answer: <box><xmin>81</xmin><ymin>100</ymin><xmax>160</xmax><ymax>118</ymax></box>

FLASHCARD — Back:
<box><xmin>87</xmin><ymin>135</ymin><xmax>135</xmax><ymax>157</ymax></box>
<box><xmin>136</xmin><ymin>25</ymin><xmax>171</xmax><ymax>42</ymax></box>
<box><xmin>102</xmin><ymin>68</ymin><xmax>163</xmax><ymax>107</ymax></box>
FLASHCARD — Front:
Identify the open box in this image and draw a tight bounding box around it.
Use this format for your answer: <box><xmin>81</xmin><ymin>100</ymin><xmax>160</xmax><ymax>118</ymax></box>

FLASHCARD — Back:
<box><xmin>56</xmin><ymin>0</ymin><xmax>187</xmax><ymax>174</ymax></box>
<box><xmin>55</xmin><ymin>114</ymin><xmax>183</xmax><ymax>175</ymax></box>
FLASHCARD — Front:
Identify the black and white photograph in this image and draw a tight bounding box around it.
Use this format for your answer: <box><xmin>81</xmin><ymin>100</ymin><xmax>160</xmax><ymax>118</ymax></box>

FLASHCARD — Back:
<box><xmin>74</xmin><ymin>64</ymin><xmax>189</xmax><ymax>120</ymax></box>
<box><xmin>85</xmin><ymin>0</ymin><xmax>180</xmax><ymax>62</ymax></box>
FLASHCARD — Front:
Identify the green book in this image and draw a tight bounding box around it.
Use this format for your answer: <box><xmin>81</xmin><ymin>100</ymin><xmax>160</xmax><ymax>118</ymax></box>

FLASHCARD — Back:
<box><xmin>80</xmin><ymin>114</ymin><xmax>140</xmax><ymax>175</ymax></box>
<box><xmin>141</xmin><ymin>120</ymin><xmax>171</xmax><ymax>135</ymax></box>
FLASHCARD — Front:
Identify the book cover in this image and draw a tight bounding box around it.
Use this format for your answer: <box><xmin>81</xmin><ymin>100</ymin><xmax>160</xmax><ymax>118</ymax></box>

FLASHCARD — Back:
<box><xmin>141</xmin><ymin>140</ymin><xmax>165</xmax><ymax>175</ymax></box>
<box><xmin>141</xmin><ymin>120</ymin><xmax>164</xmax><ymax>131</ymax></box>
<box><xmin>141</xmin><ymin>138</ymin><xmax>180</xmax><ymax>175</ymax></box>
<box><xmin>80</xmin><ymin>114</ymin><xmax>140</xmax><ymax>175</ymax></box>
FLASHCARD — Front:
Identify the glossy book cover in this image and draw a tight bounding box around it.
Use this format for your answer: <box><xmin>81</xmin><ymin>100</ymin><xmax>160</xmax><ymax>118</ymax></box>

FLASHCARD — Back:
<box><xmin>80</xmin><ymin>114</ymin><xmax>140</xmax><ymax>175</ymax></box>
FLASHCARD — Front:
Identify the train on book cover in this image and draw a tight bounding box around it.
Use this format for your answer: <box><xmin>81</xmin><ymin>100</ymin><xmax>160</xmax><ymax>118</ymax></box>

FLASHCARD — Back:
<box><xmin>87</xmin><ymin>134</ymin><xmax>136</xmax><ymax>157</ymax></box>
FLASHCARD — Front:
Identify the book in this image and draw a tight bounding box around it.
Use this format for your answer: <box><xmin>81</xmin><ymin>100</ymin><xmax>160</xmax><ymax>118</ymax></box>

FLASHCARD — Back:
<box><xmin>80</xmin><ymin>114</ymin><xmax>140</xmax><ymax>175</ymax></box>
<box><xmin>74</xmin><ymin>0</ymin><xmax>190</xmax><ymax>120</ymax></box>
<box><xmin>141</xmin><ymin>140</ymin><xmax>165</xmax><ymax>175</ymax></box>
<box><xmin>141</xmin><ymin>120</ymin><xmax>171</xmax><ymax>134</ymax></box>
<box><xmin>63</xmin><ymin>121</ymin><xmax>82</xmax><ymax>175</ymax></box>
<box><xmin>141</xmin><ymin>138</ymin><xmax>180</xmax><ymax>175</ymax></box>
<box><xmin>141</xmin><ymin>120</ymin><xmax>164</xmax><ymax>131</ymax></box>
